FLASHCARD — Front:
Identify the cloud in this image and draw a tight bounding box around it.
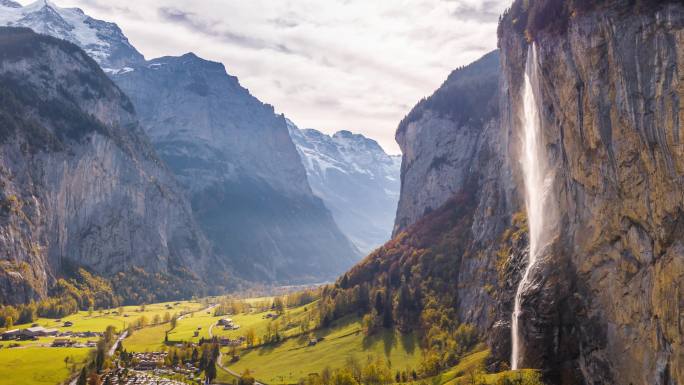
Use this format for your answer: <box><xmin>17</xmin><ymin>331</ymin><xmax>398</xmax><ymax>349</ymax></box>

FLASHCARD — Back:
<box><xmin>20</xmin><ymin>0</ymin><xmax>508</xmax><ymax>154</ymax></box>
<box><xmin>449</xmin><ymin>0</ymin><xmax>507</xmax><ymax>22</ymax></box>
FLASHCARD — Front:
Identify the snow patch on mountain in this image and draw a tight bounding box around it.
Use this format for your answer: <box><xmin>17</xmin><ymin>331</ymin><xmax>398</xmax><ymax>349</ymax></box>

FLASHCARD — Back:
<box><xmin>0</xmin><ymin>0</ymin><xmax>143</xmax><ymax>69</ymax></box>
<box><xmin>288</xmin><ymin>120</ymin><xmax>401</xmax><ymax>253</ymax></box>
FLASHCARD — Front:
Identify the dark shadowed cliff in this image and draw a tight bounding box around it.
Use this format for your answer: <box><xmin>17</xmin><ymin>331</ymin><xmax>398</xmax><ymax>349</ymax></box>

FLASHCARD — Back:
<box><xmin>0</xmin><ymin>27</ymin><xmax>224</xmax><ymax>305</ymax></box>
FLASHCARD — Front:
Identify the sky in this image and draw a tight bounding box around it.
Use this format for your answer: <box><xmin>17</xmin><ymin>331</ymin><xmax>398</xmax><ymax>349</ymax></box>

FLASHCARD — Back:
<box><xmin>19</xmin><ymin>0</ymin><xmax>509</xmax><ymax>154</ymax></box>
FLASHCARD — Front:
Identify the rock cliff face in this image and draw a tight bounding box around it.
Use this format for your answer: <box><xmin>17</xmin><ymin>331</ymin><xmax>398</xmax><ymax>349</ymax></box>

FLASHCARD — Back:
<box><xmin>498</xmin><ymin>1</ymin><xmax>684</xmax><ymax>384</ymax></box>
<box><xmin>332</xmin><ymin>45</ymin><xmax>521</xmax><ymax>353</ymax></box>
<box><xmin>112</xmin><ymin>54</ymin><xmax>360</xmax><ymax>283</ymax></box>
<box><xmin>0</xmin><ymin>27</ymin><xmax>217</xmax><ymax>304</ymax></box>
<box><xmin>394</xmin><ymin>51</ymin><xmax>502</xmax><ymax>234</ymax></box>
<box><xmin>288</xmin><ymin>122</ymin><xmax>401</xmax><ymax>253</ymax></box>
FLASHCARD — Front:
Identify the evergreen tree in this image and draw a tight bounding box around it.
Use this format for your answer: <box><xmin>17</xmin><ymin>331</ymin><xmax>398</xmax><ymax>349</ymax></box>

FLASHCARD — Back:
<box><xmin>77</xmin><ymin>368</ymin><xmax>87</xmax><ymax>385</ymax></box>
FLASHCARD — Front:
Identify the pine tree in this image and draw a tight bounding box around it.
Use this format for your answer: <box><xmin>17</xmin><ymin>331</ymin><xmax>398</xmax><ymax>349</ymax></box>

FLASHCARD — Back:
<box><xmin>77</xmin><ymin>368</ymin><xmax>87</xmax><ymax>385</ymax></box>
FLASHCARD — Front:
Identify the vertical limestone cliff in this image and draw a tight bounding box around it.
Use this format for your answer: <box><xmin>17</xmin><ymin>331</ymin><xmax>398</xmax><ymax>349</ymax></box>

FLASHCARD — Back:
<box><xmin>0</xmin><ymin>27</ymin><xmax>219</xmax><ymax>304</ymax></box>
<box><xmin>394</xmin><ymin>51</ymin><xmax>503</xmax><ymax>234</ymax></box>
<box><xmin>498</xmin><ymin>1</ymin><xmax>684</xmax><ymax>384</ymax></box>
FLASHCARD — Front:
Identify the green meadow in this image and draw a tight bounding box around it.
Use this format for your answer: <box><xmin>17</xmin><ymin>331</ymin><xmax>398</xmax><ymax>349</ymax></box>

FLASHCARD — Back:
<box><xmin>0</xmin><ymin>347</ymin><xmax>90</xmax><ymax>385</ymax></box>
<box><xmin>223</xmin><ymin>316</ymin><xmax>422</xmax><ymax>384</ymax></box>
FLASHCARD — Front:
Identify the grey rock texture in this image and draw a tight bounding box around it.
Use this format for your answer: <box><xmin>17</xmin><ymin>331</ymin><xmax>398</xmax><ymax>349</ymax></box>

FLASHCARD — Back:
<box><xmin>288</xmin><ymin>122</ymin><xmax>401</xmax><ymax>253</ymax></box>
<box><xmin>499</xmin><ymin>1</ymin><xmax>684</xmax><ymax>384</ymax></box>
<box><xmin>394</xmin><ymin>51</ymin><xmax>502</xmax><ymax>235</ymax></box>
<box><xmin>0</xmin><ymin>27</ymin><xmax>216</xmax><ymax>304</ymax></box>
<box><xmin>112</xmin><ymin>54</ymin><xmax>360</xmax><ymax>283</ymax></box>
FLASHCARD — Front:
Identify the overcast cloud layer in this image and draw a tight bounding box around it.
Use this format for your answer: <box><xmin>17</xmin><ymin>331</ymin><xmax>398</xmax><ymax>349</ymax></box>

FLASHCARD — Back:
<box><xmin>21</xmin><ymin>0</ymin><xmax>509</xmax><ymax>153</ymax></box>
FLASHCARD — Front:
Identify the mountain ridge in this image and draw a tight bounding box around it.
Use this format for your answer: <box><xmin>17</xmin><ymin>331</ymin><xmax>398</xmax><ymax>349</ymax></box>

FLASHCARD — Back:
<box><xmin>288</xmin><ymin>121</ymin><xmax>401</xmax><ymax>253</ymax></box>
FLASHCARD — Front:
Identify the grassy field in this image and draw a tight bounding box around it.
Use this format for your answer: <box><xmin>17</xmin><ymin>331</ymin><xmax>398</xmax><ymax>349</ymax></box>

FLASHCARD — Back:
<box><xmin>123</xmin><ymin>323</ymin><xmax>169</xmax><ymax>352</ymax></box>
<box><xmin>11</xmin><ymin>301</ymin><xmax>204</xmax><ymax>334</ymax></box>
<box><xmin>0</xmin><ymin>300</ymin><xmax>206</xmax><ymax>385</ymax></box>
<box><xmin>170</xmin><ymin>302</ymin><xmax>314</xmax><ymax>344</ymax></box>
<box><xmin>428</xmin><ymin>347</ymin><xmax>541</xmax><ymax>385</ymax></box>
<box><xmin>222</xmin><ymin>316</ymin><xmax>422</xmax><ymax>384</ymax></box>
<box><xmin>0</xmin><ymin>347</ymin><xmax>91</xmax><ymax>385</ymax></box>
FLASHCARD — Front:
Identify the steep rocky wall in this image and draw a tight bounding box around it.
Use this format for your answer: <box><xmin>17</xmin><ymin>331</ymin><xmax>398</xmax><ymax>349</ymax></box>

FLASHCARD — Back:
<box><xmin>499</xmin><ymin>2</ymin><xmax>684</xmax><ymax>384</ymax></box>
<box><xmin>394</xmin><ymin>51</ymin><xmax>502</xmax><ymax>234</ymax></box>
<box><xmin>112</xmin><ymin>53</ymin><xmax>360</xmax><ymax>283</ymax></box>
<box><xmin>0</xmin><ymin>28</ymin><xmax>217</xmax><ymax>304</ymax></box>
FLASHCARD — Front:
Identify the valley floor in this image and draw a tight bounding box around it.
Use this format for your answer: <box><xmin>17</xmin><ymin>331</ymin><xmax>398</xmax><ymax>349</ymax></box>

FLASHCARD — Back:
<box><xmin>0</xmin><ymin>297</ymin><xmax>541</xmax><ymax>385</ymax></box>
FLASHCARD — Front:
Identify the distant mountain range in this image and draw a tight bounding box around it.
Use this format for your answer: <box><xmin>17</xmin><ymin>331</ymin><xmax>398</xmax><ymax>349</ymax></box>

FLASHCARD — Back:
<box><xmin>288</xmin><ymin>121</ymin><xmax>400</xmax><ymax>253</ymax></box>
<box><xmin>0</xmin><ymin>0</ymin><xmax>395</xmax><ymax>290</ymax></box>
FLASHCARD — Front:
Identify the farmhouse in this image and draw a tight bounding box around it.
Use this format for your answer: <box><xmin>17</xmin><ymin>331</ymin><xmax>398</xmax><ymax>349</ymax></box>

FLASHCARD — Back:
<box><xmin>1</xmin><ymin>329</ymin><xmax>20</xmax><ymax>340</ymax></box>
<box><xmin>52</xmin><ymin>338</ymin><xmax>75</xmax><ymax>347</ymax></box>
<box><xmin>217</xmin><ymin>318</ymin><xmax>233</xmax><ymax>326</ymax></box>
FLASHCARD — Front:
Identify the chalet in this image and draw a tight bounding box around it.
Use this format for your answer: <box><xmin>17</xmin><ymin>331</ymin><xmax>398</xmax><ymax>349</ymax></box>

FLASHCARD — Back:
<box><xmin>1</xmin><ymin>329</ymin><xmax>20</xmax><ymax>340</ymax></box>
<box><xmin>217</xmin><ymin>318</ymin><xmax>233</xmax><ymax>326</ymax></box>
<box><xmin>52</xmin><ymin>339</ymin><xmax>74</xmax><ymax>347</ymax></box>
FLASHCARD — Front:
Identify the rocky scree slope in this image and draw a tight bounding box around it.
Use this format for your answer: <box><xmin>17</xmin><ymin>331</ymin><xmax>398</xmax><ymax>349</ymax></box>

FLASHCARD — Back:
<box><xmin>498</xmin><ymin>0</ymin><xmax>684</xmax><ymax>384</ymax></box>
<box><xmin>288</xmin><ymin>122</ymin><xmax>401</xmax><ymax>253</ymax></box>
<box><xmin>112</xmin><ymin>54</ymin><xmax>360</xmax><ymax>283</ymax></box>
<box><xmin>0</xmin><ymin>27</ymin><xmax>220</xmax><ymax>305</ymax></box>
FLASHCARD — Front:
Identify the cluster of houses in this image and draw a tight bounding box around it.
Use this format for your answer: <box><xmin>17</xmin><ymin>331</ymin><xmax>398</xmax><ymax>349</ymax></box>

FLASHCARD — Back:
<box><xmin>51</xmin><ymin>339</ymin><xmax>98</xmax><ymax>348</ymax></box>
<box><xmin>130</xmin><ymin>352</ymin><xmax>203</xmax><ymax>383</ymax></box>
<box><xmin>217</xmin><ymin>318</ymin><xmax>240</xmax><ymax>330</ymax></box>
<box><xmin>1</xmin><ymin>326</ymin><xmax>59</xmax><ymax>340</ymax></box>
<box><xmin>102</xmin><ymin>369</ymin><xmax>189</xmax><ymax>385</ymax></box>
<box><xmin>1</xmin><ymin>322</ymin><xmax>103</xmax><ymax>345</ymax></box>
<box><xmin>218</xmin><ymin>336</ymin><xmax>245</xmax><ymax>347</ymax></box>
<box><xmin>132</xmin><ymin>352</ymin><xmax>168</xmax><ymax>371</ymax></box>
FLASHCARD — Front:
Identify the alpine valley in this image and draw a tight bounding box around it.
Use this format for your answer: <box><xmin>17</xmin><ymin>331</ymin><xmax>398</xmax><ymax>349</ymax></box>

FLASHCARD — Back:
<box><xmin>0</xmin><ymin>1</ymin><xmax>682</xmax><ymax>385</ymax></box>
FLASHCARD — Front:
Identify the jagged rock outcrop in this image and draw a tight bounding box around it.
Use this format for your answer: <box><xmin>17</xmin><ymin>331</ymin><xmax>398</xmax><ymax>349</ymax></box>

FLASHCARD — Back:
<box><xmin>499</xmin><ymin>1</ymin><xmax>684</xmax><ymax>384</ymax></box>
<box><xmin>288</xmin><ymin>122</ymin><xmax>401</xmax><ymax>253</ymax></box>
<box><xmin>111</xmin><ymin>54</ymin><xmax>360</xmax><ymax>283</ymax></box>
<box><xmin>0</xmin><ymin>27</ymin><xmax>218</xmax><ymax>304</ymax></box>
<box><xmin>0</xmin><ymin>0</ymin><xmax>144</xmax><ymax>70</ymax></box>
<box><xmin>394</xmin><ymin>50</ymin><xmax>502</xmax><ymax>235</ymax></box>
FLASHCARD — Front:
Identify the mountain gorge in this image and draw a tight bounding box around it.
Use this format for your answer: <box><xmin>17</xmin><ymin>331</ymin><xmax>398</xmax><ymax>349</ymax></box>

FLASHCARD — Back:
<box><xmin>288</xmin><ymin>122</ymin><xmax>401</xmax><ymax>253</ymax></box>
<box><xmin>0</xmin><ymin>0</ymin><xmax>361</xmax><ymax>284</ymax></box>
<box><xmin>0</xmin><ymin>0</ymin><xmax>682</xmax><ymax>384</ymax></box>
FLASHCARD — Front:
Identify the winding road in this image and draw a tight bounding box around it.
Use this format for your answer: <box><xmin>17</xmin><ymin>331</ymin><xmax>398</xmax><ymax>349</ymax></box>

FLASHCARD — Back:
<box><xmin>208</xmin><ymin>322</ymin><xmax>264</xmax><ymax>385</ymax></box>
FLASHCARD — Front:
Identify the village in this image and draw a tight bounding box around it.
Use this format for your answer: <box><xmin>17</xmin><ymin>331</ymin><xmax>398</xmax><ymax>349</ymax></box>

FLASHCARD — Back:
<box><xmin>102</xmin><ymin>317</ymin><xmax>245</xmax><ymax>385</ymax></box>
<box><xmin>0</xmin><ymin>320</ymin><xmax>103</xmax><ymax>348</ymax></box>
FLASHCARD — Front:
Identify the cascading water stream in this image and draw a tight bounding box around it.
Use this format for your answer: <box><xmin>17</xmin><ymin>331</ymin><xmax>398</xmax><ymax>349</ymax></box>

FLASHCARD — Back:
<box><xmin>510</xmin><ymin>43</ymin><xmax>555</xmax><ymax>370</ymax></box>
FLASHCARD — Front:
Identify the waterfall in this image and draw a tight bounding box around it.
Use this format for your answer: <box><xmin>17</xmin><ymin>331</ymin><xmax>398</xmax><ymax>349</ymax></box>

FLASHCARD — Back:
<box><xmin>510</xmin><ymin>43</ymin><xmax>556</xmax><ymax>370</ymax></box>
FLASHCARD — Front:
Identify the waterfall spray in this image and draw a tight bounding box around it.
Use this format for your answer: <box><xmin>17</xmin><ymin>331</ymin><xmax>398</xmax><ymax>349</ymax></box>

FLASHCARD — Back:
<box><xmin>510</xmin><ymin>43</ymin><xmax>556</xmax><ymax>370</ymax></box>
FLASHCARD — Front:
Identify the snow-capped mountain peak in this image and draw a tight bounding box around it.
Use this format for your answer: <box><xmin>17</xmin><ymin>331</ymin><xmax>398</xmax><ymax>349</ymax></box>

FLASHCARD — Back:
<box><xmin>288</xmin><ymin>120</ymin><xmax>401</xmax><ymax>253</ymax></box>
<box><xmin>0</xmin><ymin>0</ymin><xmax>144</xmax><ymax>69</ymax></box>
